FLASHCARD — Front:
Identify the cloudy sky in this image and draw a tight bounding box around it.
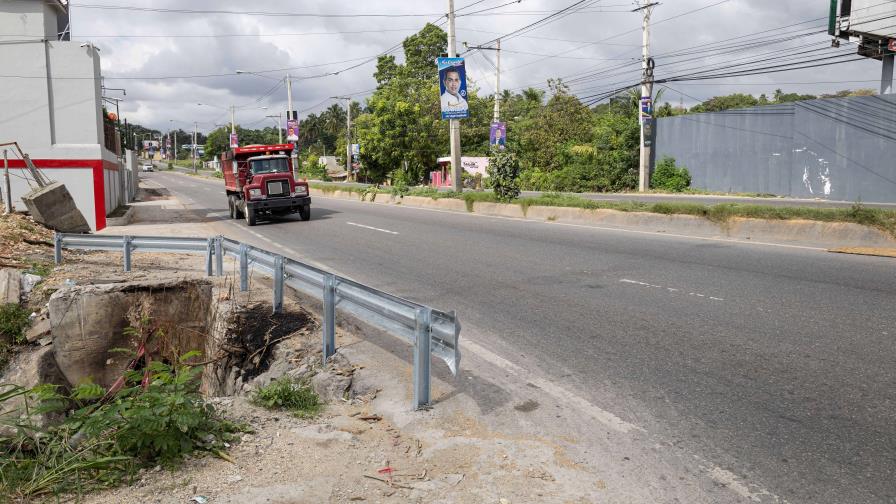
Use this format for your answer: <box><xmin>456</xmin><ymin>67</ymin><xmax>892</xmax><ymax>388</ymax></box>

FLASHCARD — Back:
<box><xmin>67</xmin><ymin>0</ymin><xmax>888</xmax><ymax>133</ymax></box>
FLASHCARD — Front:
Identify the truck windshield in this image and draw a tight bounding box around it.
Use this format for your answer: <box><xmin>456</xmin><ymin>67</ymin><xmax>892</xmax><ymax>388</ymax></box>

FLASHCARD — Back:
<box><xmin>249</xmin><ymin>157</ymin><xmax>289</xmax><ymax>174</ymax></box>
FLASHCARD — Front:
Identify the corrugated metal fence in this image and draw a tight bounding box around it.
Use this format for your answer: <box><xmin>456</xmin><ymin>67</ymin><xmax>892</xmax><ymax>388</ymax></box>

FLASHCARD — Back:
<box><xmin>654</xmin><ymin>94</ymin><xmax>896</xmax><ymax>203</ymax></box>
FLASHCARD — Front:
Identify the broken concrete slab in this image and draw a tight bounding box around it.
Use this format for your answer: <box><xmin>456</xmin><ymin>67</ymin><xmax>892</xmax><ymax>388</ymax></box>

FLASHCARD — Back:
<box><xmin>0</xmin><ymin>344</ymin><xmax>68</xmax><ymax>435</ymax></box>
<box><xmin>0</xmin><ymin>268</ymin><xmax>22</xmax><ymax>304</ymax></box>
<box><xmin>25</xmin><ymin>315</ymin><xmax>50</xmax><ymax>343</ymax></box>
<box><xmin>20</xmin><ymin>181</ymin><xmax>91</xmax><ymax>233</ymax></box>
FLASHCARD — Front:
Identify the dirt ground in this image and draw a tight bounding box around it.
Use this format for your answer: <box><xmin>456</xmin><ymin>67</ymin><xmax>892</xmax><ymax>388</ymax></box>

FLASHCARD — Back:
<box><xmin>3</xmin><ymin>234</ymin><xmax>602</xmax><ymax>503</ymax></box>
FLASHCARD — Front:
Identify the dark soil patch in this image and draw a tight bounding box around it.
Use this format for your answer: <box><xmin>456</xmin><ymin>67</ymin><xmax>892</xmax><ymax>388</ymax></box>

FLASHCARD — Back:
<box><xmin>108</xmin><ymin>205</ymin><xmax>130</xmax><ymax>218</ymax></box>
<box><xmin>139</xmin><ymin>187</ymin><xmax>171</xmax><ymax>201</ymax></box>
<box><xmin>225</xmin><ymin>303</ymin><xmax>313</xmax><ymax>380</ymax></box>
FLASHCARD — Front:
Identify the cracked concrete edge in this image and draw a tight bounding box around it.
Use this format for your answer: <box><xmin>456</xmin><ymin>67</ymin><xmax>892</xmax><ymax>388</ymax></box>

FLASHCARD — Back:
<box><xmin>310</xmin><ymin>188</ymin><xmax>896</xmax><ymax>249</ymax></box>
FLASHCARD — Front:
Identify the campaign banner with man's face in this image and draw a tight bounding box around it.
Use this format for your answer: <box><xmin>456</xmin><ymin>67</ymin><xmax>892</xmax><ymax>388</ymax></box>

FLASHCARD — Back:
<box><xmin>437</xmin><ymin>57</ymin><xmax>469</xmax><ymax>120</ymax></box>
<box><xmin>489</xmin><ymin>122</ymin><xmax>506</xmax><ymax>150</ymax></box>
<box><xmin>286</xmin><ymin>119</ymin><xmax>299</xmax><ymax>142</ymax></box>
<box><xmin>229</xmin><ymin>133</ymin><xmax>239</xmax><ymax>148</ymax></box>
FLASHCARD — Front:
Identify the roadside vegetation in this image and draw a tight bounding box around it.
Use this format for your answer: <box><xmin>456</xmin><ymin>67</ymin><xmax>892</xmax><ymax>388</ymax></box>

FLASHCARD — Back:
<box><xmin>251</xmin><ymin>376</ymin><xmax>321</xmax><ymax>418</ymax></box>
<box><xmin>0</xmin><ymin>350</ymin><xmax>244</xmax><ymax>500</ymax></box>
<box><xmin>309</xmin><ymin>182</ymin><xmax>896</xmax><ymax>239</ymax></box>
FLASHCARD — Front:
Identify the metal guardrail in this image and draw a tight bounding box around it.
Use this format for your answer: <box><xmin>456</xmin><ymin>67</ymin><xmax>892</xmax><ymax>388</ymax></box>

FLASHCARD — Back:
<box><xmin>54</xmin><ymin>233</ymin><xmax>460</xmax><ymax>409</ymax></box>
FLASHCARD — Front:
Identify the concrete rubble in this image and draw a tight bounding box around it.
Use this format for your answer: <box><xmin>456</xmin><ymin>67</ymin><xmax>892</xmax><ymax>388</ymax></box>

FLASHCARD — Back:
<box><xmin>21</xmin><ymin>181</ymin><xmax>91</xmax><ymax>233</ymax></box>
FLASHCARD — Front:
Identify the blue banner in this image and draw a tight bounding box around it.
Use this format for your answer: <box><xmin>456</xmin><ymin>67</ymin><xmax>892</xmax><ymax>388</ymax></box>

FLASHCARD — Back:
<box><xmin>437</xmin><ymin>57</ymin><xmax>469</xmax><ymax>120</ymax></box>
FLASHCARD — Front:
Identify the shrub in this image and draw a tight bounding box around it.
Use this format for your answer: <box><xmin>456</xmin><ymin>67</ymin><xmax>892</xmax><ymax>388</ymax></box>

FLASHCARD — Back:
<box><xmin>390</xmin><ymin>169</ymin><xmax>410</xmax><ymax>196</ymax></box>
<box><xmin>0</xmin><ymin>352</ymin><xmax>243</xmax><ymax>498</ymax></box>
<box><xmin>252</xmin><ymin>376</ymin><xmax>321</xmax><ymax>417</ymax></box>
<box><xmin>487</xmin><ymin>150</ymin><xmax>521</xmax><ymax>202</ymax></box>
<box><xmin>0</xmin><ymin>303</ymin><xmax>30</xmax><ymax>343</ymax></box>
<box><xmin>650</xmin><ymin>156</ymin><xmax>691</xmax><ymax>192</ymax></box>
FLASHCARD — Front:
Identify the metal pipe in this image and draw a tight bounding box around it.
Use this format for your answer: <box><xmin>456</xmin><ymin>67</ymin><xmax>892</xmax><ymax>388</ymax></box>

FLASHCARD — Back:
<box><xmin>273</xmin><ymin>255</ymin><xmax>284</xmax><ymax>314</ymax></box>
<box><xmin>323</xmin><ymin>274</ymin><xmax>336</xmax><ymax>364</ymax></box>
<box><xmin>414</xmin><ymin>307</ymin><xmax>433</xmax><ymax>409</ymax></box>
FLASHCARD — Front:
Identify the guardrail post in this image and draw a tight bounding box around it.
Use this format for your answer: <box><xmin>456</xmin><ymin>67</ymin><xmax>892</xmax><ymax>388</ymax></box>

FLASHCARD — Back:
<box><xmin>413</xmin><ymin>307</ymin><xmax>433</xmax><ymax>409</ymax></box>
<box><xmin>214</xmin><ymin>236</ymin><xmax>224</xmax><ymax>276</ymax></box>
<box><xmin>122</xmin><ymin>235</ymin><xmax>132</xmax><ymax>272</ymax></box>
<box><xmin>53</xmin><ymin>233</ymin><xmax>62</xmax><ymax>265</ymax></box>
<box><xmin>205</xmin><ymin>238</ymin><xmax>214</xmax><ymax>276</ymax></box>
<box><xmin>272</xmin><ymin>255</ymin><xmax>284</xmax><ymax>314</ymax></box>
<box><xmin>322</xmin><ymin>274</ymin><xmax>336</xmax><ymax>365</ymax></box>
<box><xmin>239</xmin><ymin>244</ymin><xmax>249</xmax><ymax>291</ymax></box>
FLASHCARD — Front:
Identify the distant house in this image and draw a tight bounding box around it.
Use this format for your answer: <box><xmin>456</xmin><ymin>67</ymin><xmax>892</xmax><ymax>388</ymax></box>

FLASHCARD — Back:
<box><xmin>318</xmin><ymin>156</ymin><xmax>347</xmax><ymax>181</ymax></box>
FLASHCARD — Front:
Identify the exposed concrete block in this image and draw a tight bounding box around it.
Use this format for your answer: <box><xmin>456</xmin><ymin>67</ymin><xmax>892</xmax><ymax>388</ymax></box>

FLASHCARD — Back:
<box><xmin>25</xmin><ymin>315</ymin><xmax>50</xmax><ymax>343</ymax></box>
<box><xmin>20</xmin><ymin>181</ymin><xmax>91</xmax><ymax>233</ymax></box>
<box><xmin>0</xmin><ymin>268</ymin><xmax>22</xmax><ymax>304</ymax></box>
<box><xmin>49</xmin><ymin>279</ymin><xmax>212</xmax><ymax>389</ymax></box>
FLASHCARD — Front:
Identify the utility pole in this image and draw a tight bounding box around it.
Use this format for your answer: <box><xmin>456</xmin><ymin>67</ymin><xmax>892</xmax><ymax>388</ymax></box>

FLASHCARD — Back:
<box><xmin>635</xmin><ymin>2</ymin><xmax>658</xmax><ymax>192</ymax></box>
<box><xmin>192</xmin><ymin>122</ymin><xmax>198</xmax><ymax>174</ymax></box>
<box><xmin>883</xmin><ymin>52</ymin><xmax>894</xmax><ymax>95</ymax></box>
<box><xmin>447</xmin><ymin>0</ymin><xmax>462</xmax><ymax>192</ymax></box>
<box><xmin>331</xmin><ymin>96</ymin><xmax>353</xmax><ymax>180</ymax></box>
<box><xmin>463</xmin><ymin>38</ymin><xmax>502</xmax><ymax>122</ymax></box>
<box><xmin>230</xmin><ymin>106</ymin><xmax>235</xmax><ymax>135</ymax></box>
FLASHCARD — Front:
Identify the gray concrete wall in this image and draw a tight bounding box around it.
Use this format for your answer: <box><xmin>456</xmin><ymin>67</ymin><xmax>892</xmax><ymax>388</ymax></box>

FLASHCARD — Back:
<box><xmin>655</xmin><ymin>94</ymin><xmax>896</xmax><ymax>203</ymax></box>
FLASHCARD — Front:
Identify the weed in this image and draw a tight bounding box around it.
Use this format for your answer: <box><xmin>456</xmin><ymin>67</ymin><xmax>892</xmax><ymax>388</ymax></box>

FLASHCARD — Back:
<box><xmin>0</xmin><ymin>303</ymin><xmax>30</xmax><ymax>344</ymax></box>
<box><xmin>252</xmin><ymin>376</ymin><xmax>321</xmax><ymax>418</ymax></box>
<box><xmin>25</xmin><ymin>260</ymin><xmax>52</xmax><ymax>278</ymax></box>
<box><xmin>0</xmin><ymin>351</ymin><xmax>244</xmax><ymax>499</ymax></box>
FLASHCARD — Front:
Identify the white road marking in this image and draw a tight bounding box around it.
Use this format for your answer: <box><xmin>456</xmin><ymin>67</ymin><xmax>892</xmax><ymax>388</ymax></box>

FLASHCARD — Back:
<box><xmin>346</xmin><ymin>221</ymin><xmax>399</xmax><ymax>235</ymax></box>
<box><xmin>315</xmin><ymin>194</ymin><xmax>827</xmax><ymax>251</ymax></box>
<box><xmin>620</xmin><ymin>278</ymin><xmax>724</xmax><ymax>301</ymax></box>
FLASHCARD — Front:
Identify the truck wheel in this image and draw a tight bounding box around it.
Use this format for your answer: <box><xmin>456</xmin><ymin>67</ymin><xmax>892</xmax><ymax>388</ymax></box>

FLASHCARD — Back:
<box><xmin>234</xmin><ymin>198</ymin><xmax>244</xmax><ymax>219</ymax></box>
<box><xmin>228</xmin><ymin>196</ymin><xmax>236</xmax><ymax>219</ymax></box>
<box><xmin>245</xmin><ymin>206</ymin><xmax>257</xmax><ymax>226</ymax></box>
<box><xmin>299</xmin><ymin>205</ymin><xmax>311</xmax><ymax>221</ymax></box>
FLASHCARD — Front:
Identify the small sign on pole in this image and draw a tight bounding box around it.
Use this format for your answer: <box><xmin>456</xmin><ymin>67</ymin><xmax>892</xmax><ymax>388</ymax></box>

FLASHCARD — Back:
<box><xmin>286</xmin><ymin>119</ymin><xmax>299</xmax><ymax>142</ymax></box>
<box><xmin>489</xmin><ymin>122</ymin><xmax>506</xmax><ymax>150</ymax></box>
<box><xmin>229</xmin><ymin>133</ymin><xmax>239</xmax><ymax>148</ymax></box>
<box><xmin>640</xmin><ymin>97</ymin><xmax>653</xmax><ymax>120</ymax></box>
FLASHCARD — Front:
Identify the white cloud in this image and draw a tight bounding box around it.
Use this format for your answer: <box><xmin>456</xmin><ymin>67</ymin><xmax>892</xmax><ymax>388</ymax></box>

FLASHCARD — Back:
<box><xmin>70</xmin><ymin>0</ymin><xmax>885</xmax><ymax>131</ymax></box>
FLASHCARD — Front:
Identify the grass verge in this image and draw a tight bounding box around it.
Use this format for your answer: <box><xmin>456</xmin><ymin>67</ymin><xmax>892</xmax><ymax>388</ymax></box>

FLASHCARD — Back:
<box><xmin>310</xmin><ymin>183</ymin><xmax>896</xmax><ymax>238</ymax></box>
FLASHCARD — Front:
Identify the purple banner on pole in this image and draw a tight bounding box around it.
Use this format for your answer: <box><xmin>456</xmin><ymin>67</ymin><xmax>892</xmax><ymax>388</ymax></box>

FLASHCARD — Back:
<box><xmin>286</xmin><ymin>119</ymin><xmax>299</xmax><ymax>142</ymax></box>
<box><xmin>489</xmin><ymin>122</ymin><xmax>506</xmax><ymax>150</ymax></box>
<box><xmin>229</xmin><ymin>133</ymin><xmax>239</xmax><ymax>148</ymax></box>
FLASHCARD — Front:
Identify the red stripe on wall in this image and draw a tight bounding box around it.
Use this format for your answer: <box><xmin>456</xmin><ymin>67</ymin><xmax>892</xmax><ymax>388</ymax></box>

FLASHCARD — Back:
<box><xmin>92</xmin><ymin>164</ymin><xmax>106</xmax><ymax>230</ymax></box>
<box><xmin>3</xmin><ymin>159</ymin><xmax>103</xmax><ymax>169</ymax></box>
<box><xmin>2</xmin><ymin>158</ymin><xmax>111</xmax><ymax>231</ymax></box>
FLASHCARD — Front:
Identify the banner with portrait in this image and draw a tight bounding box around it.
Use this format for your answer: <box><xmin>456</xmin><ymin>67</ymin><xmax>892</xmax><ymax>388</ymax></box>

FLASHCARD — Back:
<box><xmin>489</xmin><ymin>122</ymin><xmax>506</xmax><ymax>150</ymax></box>
<box><xmin>286</xmin><ymin>119</ymin><xmax>299</xmax><ymax>142</ymax></box>
<box><xmin>437</xmin><ymin>57</ymin><xmax>469</xmax><ymax>120</ymax></box>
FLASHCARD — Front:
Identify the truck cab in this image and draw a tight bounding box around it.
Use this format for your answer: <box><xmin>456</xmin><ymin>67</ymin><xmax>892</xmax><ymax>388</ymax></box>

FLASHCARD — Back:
<box><xmin>221</xmin><ymin>144</ymin><xmax>311</xmax><ymax>226</ymax></box>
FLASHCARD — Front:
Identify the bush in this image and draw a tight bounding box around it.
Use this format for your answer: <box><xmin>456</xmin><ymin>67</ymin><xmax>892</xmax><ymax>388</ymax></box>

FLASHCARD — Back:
<box><xmin>390</xmin><ymin>168</ymin><xmax>411</xmax><ymax>196</ymax></box>
<box><xmin>252</xmin><ymin>376</ymin><xmax>321</xmax><ymax>417</ymax></box>
<box><xmin>0</xmin><ymin>303</ymin><xmax>30</xmax><ymax>343</ymax></box>
<box><xmin>0</xmin><ymin>352</ymin><xmax>243</xmax><ymax>498</ymax></box>
<box><xmin>487</xmin><ymin>150</ymin><xmax>521</xmax><ymax>202</ymax></box>
<box><xmin>650</xmin><ymin>156</ymin><xmax>691</xmax><ymax>192</ymax></box>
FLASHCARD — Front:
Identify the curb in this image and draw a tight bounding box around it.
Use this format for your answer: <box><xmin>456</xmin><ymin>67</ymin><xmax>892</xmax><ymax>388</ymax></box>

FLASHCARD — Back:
<box><xmin>310</xmin><ymin>188</ymin><xmax>896</xmax><ymax>250</ymax></box>
<box><xmin>105</xmin><ymin>206</ymin><xmax>134</xmax><ymax>227</ymax></box>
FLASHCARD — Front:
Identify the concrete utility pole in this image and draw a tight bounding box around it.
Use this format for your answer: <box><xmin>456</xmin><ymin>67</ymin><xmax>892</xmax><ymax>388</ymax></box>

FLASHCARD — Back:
<box><xmin>463</xmin><ymin>39</ymin><xmax>502</xmax><ymax>122</ymax></box>
<box><xmin>230</xmin><ymin>106</ymin><xmax>236</xmax><ymax>135</ymax></box>
<box><xmin>883</xmin><ymin>53</ymin><xmax>894</xmax><ymax>95</ymax></box>
<box><xmin>330</xmin><ymin>96</ymin><xmax>353</xmax><ymax>180</ymax></box>
<box><xmin>266</xmin><ymin>114</ymin><xmax>283</xmax><ymax>143</ymax></box>
<box><xmin>635</xmin><ymin>2</ymin><xmax>658</xmax><ymax>192</ymax></box>
<box><xmin>192</xmin><ymin>122</ymin><xmax>198</xmax><ymax>174</ymax></box>
<box><xmin>447</xmin><ymin>0</ymin><xmax>462</xmax><ymax>192</ymax></box>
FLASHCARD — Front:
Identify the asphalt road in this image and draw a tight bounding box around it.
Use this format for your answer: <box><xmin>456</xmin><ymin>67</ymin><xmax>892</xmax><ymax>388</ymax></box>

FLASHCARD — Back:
<box><xmin>149</xmin><ymin>171</ymin><xmax>896</xmax><ymax>503</ymax></box>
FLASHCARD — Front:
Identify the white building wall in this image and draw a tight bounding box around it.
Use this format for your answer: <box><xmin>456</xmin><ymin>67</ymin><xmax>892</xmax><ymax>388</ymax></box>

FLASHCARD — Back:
<box><xmin>2</xmin><ymin>167</ymin><xmax>97</xmax><ymax>230</ymax></box>
<box><xmin>0</xmin><ymin>1</ymin><xmax>115</xmax><ymax>230</ymax></box>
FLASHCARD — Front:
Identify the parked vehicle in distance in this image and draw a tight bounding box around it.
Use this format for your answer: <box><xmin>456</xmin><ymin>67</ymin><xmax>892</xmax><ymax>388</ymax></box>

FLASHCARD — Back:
<box><xmin>221</xmin><ymin>144</ymin><xmax>310</xmax><ymax>226</ymax></box>
<box><xmin>141</xmin><ymin>164</ymin><xmax>154</xmax><ymax>172</ymax></box>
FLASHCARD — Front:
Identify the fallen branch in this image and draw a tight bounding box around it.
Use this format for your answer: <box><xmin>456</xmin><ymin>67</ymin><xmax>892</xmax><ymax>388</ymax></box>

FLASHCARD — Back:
<box><xmin>362</xmin><ymin>474</ymin><xmax>412</xmax><ymax>489</ymax></box>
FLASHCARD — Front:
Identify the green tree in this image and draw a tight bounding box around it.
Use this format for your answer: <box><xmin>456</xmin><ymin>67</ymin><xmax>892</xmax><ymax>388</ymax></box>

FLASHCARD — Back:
<box><xmin>353</xmin><ymin>24</ymin><xmax>449</xmax><ymax>183</ymax></box>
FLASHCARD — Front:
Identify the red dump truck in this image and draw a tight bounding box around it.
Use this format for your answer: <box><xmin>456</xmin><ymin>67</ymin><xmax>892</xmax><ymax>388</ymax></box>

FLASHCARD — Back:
<box><xmin>221</xmin><ymin>144</ymin><xmax>310</xmax><ymax>226</ymax></box>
